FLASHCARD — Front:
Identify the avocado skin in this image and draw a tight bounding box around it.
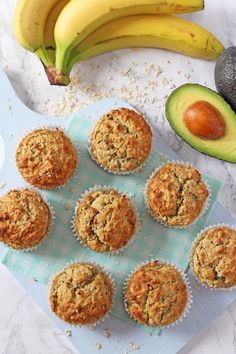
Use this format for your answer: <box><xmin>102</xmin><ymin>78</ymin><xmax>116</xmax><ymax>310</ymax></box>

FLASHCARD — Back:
<box><xmin>215</xmin><ymin>46</ymin><xmax>236</xmax><ymax>112</ymax></box>
<box><xmin>166</xmin><ymin>83</ymin><xmax>236</xmax><ymax>163</ymax></box>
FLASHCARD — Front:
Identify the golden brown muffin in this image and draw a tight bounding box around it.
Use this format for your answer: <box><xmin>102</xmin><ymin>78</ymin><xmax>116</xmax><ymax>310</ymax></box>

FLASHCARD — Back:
<box><xmin>73</xmin><ymin>189</ymin><xmax>137</xmax><ymax>252</ymax></box>
<box><xmin>16</xmin><ymin>128</ymin><xmax>77</xmax><ymax>189</ymax></box>
<box><xmin>146</xmin><ymin>163</ymin><xmax>209</xmax><ymax>227</ymax></box>
<box><xmin>125</xmin><ymin>260</ymin><xmax>188</xmax><ymax>326</ymax></box>
<box><xmin>190</xmin><ymin>226</ymin><xmax>236</xmax><ymax>288</ymax></box>
<box><xmin>50</xmin><ymin>263</ymin><xmax>114</xmax><ymax>325</ymax></box>
<box><xmin>90</xmin><ymin>108</ymin><xmax>152</xmax><ymax>173</ymax></box>
<box><xmin>0</xmin><ymin>188</ymin><xmax>51</xmax><ymax>250</ymax></box>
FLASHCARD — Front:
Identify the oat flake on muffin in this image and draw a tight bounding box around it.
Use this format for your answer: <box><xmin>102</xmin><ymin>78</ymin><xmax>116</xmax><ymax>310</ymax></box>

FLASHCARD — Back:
<box><xmin>90</xmin><ymin>108</ymin><xmax>152</xmax><ymax>173</ymax></box>
<box><xmin>190</xmin><ymin>226</ymin><xmax>236</xmax><ymax>288</ymax></box>
<box><xmin>0</xmin><ymin>188</ymin><xmax>51</xmax><ymax>250</ymax></box>
<box><xmin>49</xmin><ymin>263</ymin><xmax>114</xmax><ymax>325</ymax></box>
<box><xmin>73</xmin><ymin>188</ymin><xmax>137</xmax><ymax>253</ymax></box>
<box><xmin>16</xmin><ymin>128</ymin><xmax>77</xmax><ymax>189</ymax></box>
<box><xmin>125</xmin><ymin>260</ymin><xmax>188</xmax><ymax>327</ymax></box>
<box><xmin>146</xmin><ymin>163</ymin><xmax>209</xmax><ymax>227</ymax></box>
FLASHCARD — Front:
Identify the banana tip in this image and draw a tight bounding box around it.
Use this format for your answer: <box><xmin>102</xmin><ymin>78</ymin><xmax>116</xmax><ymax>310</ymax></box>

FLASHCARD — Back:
<box><xmin>44</xmin><ymin>67</ymin><xmax>70</xmax><ymax>86</ymax></box>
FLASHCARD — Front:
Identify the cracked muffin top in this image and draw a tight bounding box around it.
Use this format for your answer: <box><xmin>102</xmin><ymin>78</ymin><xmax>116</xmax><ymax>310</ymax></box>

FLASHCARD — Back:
<box><xmin>125</xmin><ymin>260</ymin><xmax>188</xmax><ymax>326</ymax></box>
<box><xmin>190</xmin><ymin>226</ymin><xmax>236</xmax><ymax>288</ymax></box>
<box><xmin>146</xmin><ymin>163</ymin><xmax>209</xmax><ymax>227</ymax></box>
<box><xmin>73</xmin><ymin>189</ymin><xmax>137</xmax><ymax>252</ymax></box>
<box><xmin>90</xmin><ymin>108</ymin><xmax>152</xmax><ymax>173</ymax></box>
<box><xmin>50</xmin><ymin>263</ymin><xmax>114</xmax><ymax>325</ymax></box>
<box><xmin>0</xmin><ymin>189</ymin><xmax>51</xmax><ymax>250</ymax></box>
<box><xmin>16</xmin><ymin>128</ymin><xmax>77</xmax><ymax>189</ymax></box>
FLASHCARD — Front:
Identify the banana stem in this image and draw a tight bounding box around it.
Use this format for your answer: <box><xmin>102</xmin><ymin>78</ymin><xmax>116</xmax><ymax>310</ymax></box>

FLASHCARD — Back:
<box><xmin>35</xmin><ymin>47</ymin><xmax>55</xmax><ymax>68</ymax></box>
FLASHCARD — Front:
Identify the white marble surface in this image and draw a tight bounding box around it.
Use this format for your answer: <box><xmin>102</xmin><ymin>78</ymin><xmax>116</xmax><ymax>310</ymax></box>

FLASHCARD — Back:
<box><xmin>0</xmin><ymin>0</ymin><xmax>236</xmax><ymax>353</ymax></box>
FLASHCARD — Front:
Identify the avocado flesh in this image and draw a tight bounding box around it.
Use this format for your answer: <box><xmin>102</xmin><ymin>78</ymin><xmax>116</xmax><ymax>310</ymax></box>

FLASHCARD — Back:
<box><xmin>166</xmin><ymin>84</ymin><xmax>236</xmax><ymax>163</ymax></box>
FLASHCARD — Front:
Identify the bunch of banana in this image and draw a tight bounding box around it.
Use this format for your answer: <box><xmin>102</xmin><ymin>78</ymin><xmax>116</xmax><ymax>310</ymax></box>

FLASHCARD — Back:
<box><xmin>14</xmin><ymin>0</ymin><xmax>224</xmax><ymax>86</ymax></box>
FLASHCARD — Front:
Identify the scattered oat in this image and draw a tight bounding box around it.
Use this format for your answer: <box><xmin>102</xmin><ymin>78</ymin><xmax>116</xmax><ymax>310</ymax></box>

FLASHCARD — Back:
<box><xmin>95</xmin><ymin>343</ymin><xmax>102</xmax><ymax>350</ymax></box>
<box><xmin>128</xmin><ymin>341</ymin><xmax>140</xmax><ymax>350</ymax></box>
<box><xmin>69</xmin><ymin>187</ymin><xmax>76</xmax><ymax>193</ymax></box>
<box><xmin>104</xmin><ymin>328</ymin><xmax>111</xmax><ymax>338</ymax></box>
<box><xmin>65</xmin><ymin>330</ymin><xmax>72</xmax><ymax>337</ymax></box>
<box><xmin>89</xmin><ymin>324</ymin><xmax>96</xmax><ymax>330</ymax></box>
<box><xmin>64</xmin><ymin>203</ymin><xmax>71</xmax><ymax>210</ymax></box>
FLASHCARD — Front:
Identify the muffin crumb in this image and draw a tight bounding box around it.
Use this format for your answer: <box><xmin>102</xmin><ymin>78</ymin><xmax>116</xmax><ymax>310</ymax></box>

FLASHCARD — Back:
<box><xmin>103</xmin><ymin>328</ymin><xmax>111</xmax><ymax>338</ymax></box>
<box><xmin>95</xmin><ymin>343</ymin><xmax>102</xmax><ymax>350</ymax></box>
<box><xmin>65</xmin><ymin>330</ymin><xmax>72</xmax><ymax>337</ymax></box>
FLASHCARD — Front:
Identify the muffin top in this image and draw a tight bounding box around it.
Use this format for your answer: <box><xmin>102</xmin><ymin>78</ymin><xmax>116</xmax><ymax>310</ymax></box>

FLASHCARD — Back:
<box><xmin>16</xmin><ymin>128</ymin><xmax>77</xmax><ymax>189</ymax></box>
<box><xmin>74</xmin><ymin>189</ymin><xmax>137</xmax><ymax>252</ymax></box>
<box><xmin>0</xmin><ymin>189</ymin><xmax>51</xmax><ymax>250</ymax></box>
<box><xmin>146</xmin><ymin>163</ymin><xmax>209</xmax><ymax>227</ymax></box>
<box><xmin>90</xmin><ymin>108</ymin><xmax>152</xmax><ymax>173</ymax></box>
<box><xmin>191</xmin><ymin>226</ymin><xmax>236</xmax><ymax>288</ymax></box>
<box><xmin>50</xmin><ymin>263</ymin><xmax>113</xmax><ymax>325</ymax></box>
<box><xmin>125</xmin><ymin>260</ymin><xmax>188</xmax><ymax>326</ymax></box>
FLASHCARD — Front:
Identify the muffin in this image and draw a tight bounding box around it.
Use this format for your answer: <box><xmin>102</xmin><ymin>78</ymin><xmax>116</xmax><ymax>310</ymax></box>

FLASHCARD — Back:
<box><xmin>16</xmin><ymin>128</ymin><xmax>77</xmax><ymax>189</ymax></box>
<box><xmin>90</xmin><ymin>108</ymin><xmax>152</xmax><ymax>173</ymax></box>
<box><xmin>50</xmin><ymin>262</ymin><xmax>114</xmax><ymax>325</ymax></box>
<box><xmin>73</xmin><ymin>188</ymin><xmax>137</xmax><ymax>253</ymax></box>
<box><xmin>190</xmin><ymin>226</ymin><xmax>236</xmax><ymax>289</ymax></box>
<box><xmin>125</xmin><ymin>260</ymin><xmax>188</xmax><ymax>327</ymax></box>
<box><xmin>146</xmin><ymin>163</ymin><xmax>209</xmax><ymax>227</ymax></box>
<box><xmin>0</xmin><ymin>188</ymin><xmax>51</xmax><ymax>250</ymax></box>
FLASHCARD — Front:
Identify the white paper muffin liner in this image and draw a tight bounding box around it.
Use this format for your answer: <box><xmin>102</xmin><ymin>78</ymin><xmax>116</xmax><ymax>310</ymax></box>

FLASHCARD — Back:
<box><xmin>14</xmin><ymin>126</ymin><xmax>79</xmax><ymax>191</ymax></box>
<box><xmin>71</xmin><ymin>185</ymin><xmax>140</xmax><ymax>255</ymax></box>
<box><xmin>123</xmin><ymin>258</ymin><xmax>193</xmax><ymax>329</ymax></box>
<box><xmin>144</xmin><ymin>160</ymin><xmax>212</xmax><ymax>229</ymax></box>
<box><xmin>48</xmin><ymin>260</ymin><xmax>117</xmax><ymax>328</ymax></box>
<box><xmin>189</xmin><ymin>223</ymin><xmax>236</xmax><ymax>292</ymax></box>
<box><xmin>88</xmin><ymin>108</ymin><xmax>153</xmax><ymax>175</ymax></box>
<box><xmin>0</xmin><ymin>186</ymin><xmax>55</xmax><ymax>252</ymax></box>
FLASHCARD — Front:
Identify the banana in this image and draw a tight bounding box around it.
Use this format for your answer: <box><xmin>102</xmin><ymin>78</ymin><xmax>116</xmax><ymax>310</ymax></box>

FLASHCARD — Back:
<box><xmin>13</xmin><ymin>0</ymin><xmax>70</xmax><ymax>70</ymax></box>
<box><xmin>44</xmin><ymin>0</ymin><xmax>71</xmax><ymax>52</ymax></box>
<box><xmin>67</xmin><ymin>14</ymin><xmax>224</xmax><ymax>73</ymax></box>
<box><xmin>54</xmin><ymin>0</ymin><xmax>204</xmax><ymax>82</ymax></box>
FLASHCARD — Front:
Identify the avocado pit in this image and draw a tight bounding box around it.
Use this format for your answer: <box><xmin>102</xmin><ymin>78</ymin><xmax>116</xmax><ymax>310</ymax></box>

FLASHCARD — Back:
<box><xmin>183</xmin><ymin>101</ymin><xmax>225</xmax><ymax>140</ymax></box>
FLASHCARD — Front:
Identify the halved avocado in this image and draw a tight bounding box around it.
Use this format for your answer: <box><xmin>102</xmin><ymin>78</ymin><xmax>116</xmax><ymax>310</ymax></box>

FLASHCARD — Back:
<box><xmin>166</xmin><ymin>84</ymin><xmax>236</xmax><ymax>163</ymax></box>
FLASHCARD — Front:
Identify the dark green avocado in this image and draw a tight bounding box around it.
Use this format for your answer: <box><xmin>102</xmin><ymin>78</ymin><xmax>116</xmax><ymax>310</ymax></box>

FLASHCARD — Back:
<box><xmin>166</xmin><ymin>83</ymin><xmax>236</xmax><ymax>163</ymax></box>
<box><xmin>215</xmin><ymin>46</ymin><xmax>236</xmax><ymax>112</ymax></box>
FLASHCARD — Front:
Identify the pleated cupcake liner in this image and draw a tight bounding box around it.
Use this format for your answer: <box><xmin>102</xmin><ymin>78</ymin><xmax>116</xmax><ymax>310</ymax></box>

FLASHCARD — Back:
<box><xmin>189</xmin><ymin>223</ymin><xmax>236</xmax><ymax>292</ymax></box>
<box><xmin>123</xmin><ymin>258</ymin><xmax>193</xmax><ymax>329</ymax></box>
<box><xmin>48</xmin><ymin>260</ymin><xmax>117</xmax><ymax>328</ymax></box>
<box><xmin>87</xmin><ymin>108</ymin><xmax>153</xmax><ymax>175</ymax></box>
<box><xmin>14</xmin><ymin>125</ymin><xmax>79</xmax><ymax>191</ymax></box>
<box><xmin>144</xmin><ymin>160</ymin><xmax>212</xmax><ymax>229</ymax></box>
<box><xmin>71</xmin><ymin>185</ymin><xmax>141</xmax><ymax>256</ymax></box>
<box><xmin>0</xmin><ymin>186</ymin><xmax>55</xmax><ymax>252</ymax></box>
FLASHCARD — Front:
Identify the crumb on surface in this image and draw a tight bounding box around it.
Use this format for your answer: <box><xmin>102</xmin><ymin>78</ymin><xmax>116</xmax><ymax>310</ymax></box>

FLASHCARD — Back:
<box><xmin>65</xmin><ymin>330</ymin><xmax>72</xmax><ymax>337</ymax></box>
<box><xmin>128</xmin><ymin>341</ymin><xmax>140</xmax><ymax>350</ymax></box>
<box><xmin>64</xmin><ymin>203</ymin><xmax>71</xmax><ymax>210</ymax></box>
<box><xmin>95</xmin><ymin>343</ymin><xmax>102</xmax><ymax>350</ymax></box>
<box><xmin>103</xmin><ymin>328</ymin><xmax>111</xmax><ymax>338</ymax></box>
